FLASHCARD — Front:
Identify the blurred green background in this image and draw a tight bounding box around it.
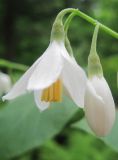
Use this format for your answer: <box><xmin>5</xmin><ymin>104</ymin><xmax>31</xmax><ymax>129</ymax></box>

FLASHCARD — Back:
<box><xmin>0</xmin><ymin>0</ymin><xmax>118</xmax><ymax>160</ymax></box>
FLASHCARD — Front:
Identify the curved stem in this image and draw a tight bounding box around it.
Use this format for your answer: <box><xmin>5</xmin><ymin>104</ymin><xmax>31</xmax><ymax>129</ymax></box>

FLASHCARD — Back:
<box><xmin>64</xmin><ymin>12</ymin><xmax>76</xmax><ymax>33</ymax></box>
<box><xmin>66</xmin><ymin>9</ymin><xmax>118</xmax><ymax>39</ymax></box>
<box><xmin>0</xmin><ymin>59</ymin><xmax>28</xmax><ymax>71</ymax></box>
<box><xmin>64</xmin><ymin>13</ymin><xmax>76</xmax><ymax>57</ymax></box>
<box><xmin>54</xmin><ymin>8</ymin><xmax>77</xmax><ymax>22</ymax></box>
<box><xmin>90</xmin><ymin>23</ymin><xmax>100</xmax><ymax>55</ymax></box>
<box><xmin>63</xmin><ymin>9</ymin><xmax>118</xmax><ymax>39</ymax></box>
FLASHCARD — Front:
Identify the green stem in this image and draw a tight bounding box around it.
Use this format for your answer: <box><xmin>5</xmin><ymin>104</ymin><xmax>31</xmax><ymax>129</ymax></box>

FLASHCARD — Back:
<box><xmin>64</xmin><ymin>9</ymin><xmax>118</xmax><ymax>39</ymax></box>
<box><xmin>64</xmin><ymin>12</ymin><xmax>76</xmax><ymax>33</ymax></box>
<box><xmin>0</xmin><ymin>59</ymin><xmax>28</xmax><ymax>71</ymax></box>
<box><xmin>65</xmin><ymin>36</ymin><xmax>74</xmax><ymax>56</ymax></box>
<box><xmin>75</xmin><ymin>10</ymin><xmax>118</xmax><ymax>39</ymax></box>
<box><xmin>64</xmin><ymin>13</ymin><xmax>76</xmax><ymax>56</ymax></box>
<box><xmin>90</xmin><ymin>23</ymin><xmax>100</xmax><ymax>55</ymax></box>
<box><xmin>54</xmin><ymin>8</ymin><xmax>76</xmax><ymax>22</ymax></box>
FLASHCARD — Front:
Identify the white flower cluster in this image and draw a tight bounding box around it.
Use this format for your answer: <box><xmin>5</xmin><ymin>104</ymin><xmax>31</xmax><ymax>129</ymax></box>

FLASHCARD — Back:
<box><xmin>2</xmin><ymin>10</ymin><xmax>116</xmax><ymax>137</ymax></box>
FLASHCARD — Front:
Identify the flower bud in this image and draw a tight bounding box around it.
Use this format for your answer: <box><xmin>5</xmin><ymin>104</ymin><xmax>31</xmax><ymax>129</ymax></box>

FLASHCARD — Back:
<box><xmin>0</xmin><ymin>72</ymin><xmax>11</xmax><ymax>96</ymax></box>
<box><xmin>85</xmin><ymin>24</ymin><xmax>115</xmax><ymax>136</ymax></box>
<box><xmin>84</xmin><ymin>76</ymin><xmax>115</xmax><ymax>136</ymax></box>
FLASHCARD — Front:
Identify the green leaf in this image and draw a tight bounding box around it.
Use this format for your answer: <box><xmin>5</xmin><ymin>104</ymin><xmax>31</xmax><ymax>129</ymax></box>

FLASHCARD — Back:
<box><xmin>0</xmin><ymin>94</ymin><xmax>78</xmax><ymax>159</ymax></box>
<box><xmin>74</xmin><ymin>111</ymin><xmax>118</xmax><ymax>152</ymax></box>
<box><xmin>39</xmin><ymin>129</ymin><xmax>117</xmax><ymax>160</ymax></box>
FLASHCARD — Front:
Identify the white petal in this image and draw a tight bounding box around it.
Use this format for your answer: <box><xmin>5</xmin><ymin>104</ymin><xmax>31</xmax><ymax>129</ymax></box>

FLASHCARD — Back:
<box><xmin>61</xmin><ymin>46</ymin><xmax>87</xmax><ymax>107</ymax></box>
<box><xmin>85</xmin><ymin>79</ymin><xmax>115</xmax><ymax>136</ymax></box>
<box><xmin>0</xmin><ymin>72</ymin><xmax>11</xmax><ymax>96</ymax></box>
<box><xmin>34</xmin><ymin>90</ymin><xmax>49</xmax><ymax>111</ymax></box>
<box><xmin>90</xmin><ymin>76</ymin><xmax>115</xmax><ymax>107</ymax></box>
<box><xmin>2</xmin><ymin>57</ymin><xmax>41</xmax><ymax>100</ymax></box>
<box><xmin>27</xmin><ymin>41</ymin><xmax>63</xmax><ymax>90</ymax></box>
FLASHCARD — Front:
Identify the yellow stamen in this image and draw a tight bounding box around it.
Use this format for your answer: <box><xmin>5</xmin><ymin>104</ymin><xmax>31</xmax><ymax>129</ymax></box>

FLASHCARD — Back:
<box><xmin>41</xmin><ymin>79</ymin><xmax>62</xmax><ymax>102</ymax></box>
<box><xmin>53</xmin><ymin>79</ymin><xmax>62</xmax><ymax>102</ymax></box>
<box><xmin>48</xmin><ymin>85</ymin><xmax>54</xmax><ymax>101</ymax></box>
<box><xmin>41</xmin><ymin>88</ymin><xmax>49</xmax><ymax>102</ymax></box>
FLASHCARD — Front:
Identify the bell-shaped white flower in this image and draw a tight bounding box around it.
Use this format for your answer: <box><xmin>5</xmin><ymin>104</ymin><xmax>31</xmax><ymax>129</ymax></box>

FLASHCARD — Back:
<box><xmin>85</xmin><ymin>76</ymin><xmax>115</xmax><ymax>136</ymax></box>
<box><xmin>3</xmin><ymin>9</ymin><xmax>87</xmax><ymax>111</ymax></box>
<box><xmin>3</xmin><ymin>41</ymin><xmax>87</xmax><ymax>111</ymax></box>
<box><xmin>0</xmin><ymin>72</ymin><xmax>11</xmax><ymax>96</ymax></box>
<box><xmin>84</xmin><ymin>24</ymin><xmax>115</xmax><ymax>136</ymax></box>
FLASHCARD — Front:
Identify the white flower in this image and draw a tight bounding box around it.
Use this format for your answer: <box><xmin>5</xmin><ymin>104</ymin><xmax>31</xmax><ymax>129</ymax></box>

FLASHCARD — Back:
<box><xmin>0</xmin><ymin>72</ymin><xmax>11</xmax><ymax>96</ymax></box>
<box><xmin>3</xmin><ymin>41</ymin><xmax>87</xmax><ymax>111</ymax></box>
<box><xmin>84</xmin><ymin>76</ymin><xmax>115</xmax><ymax>136</ymax></box>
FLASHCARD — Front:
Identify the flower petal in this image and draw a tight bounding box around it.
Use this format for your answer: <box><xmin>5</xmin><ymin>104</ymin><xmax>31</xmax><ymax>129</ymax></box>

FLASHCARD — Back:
<box><xmin>61</xmin><ymin>47</ymin><xmax>87</xmax><ymax>107</ymax></box>
<box><xmin>85</xmin><ymin>79</ymin><xmax>115</xmax><ymax>136</ymax></box>
<box><xmin>27</xmin><ymin>41</ymin><xmax>63</xmax><ymax>90</ymax></box>
<box><xmin>2</xmin><ymin>57</ymin><xmax>41</xmax><ymax>100</ymax></box>
<box><xmin>90</xmin><ymin>76</ymin><xmax>115</xmax><ymax>107</ymax></box>
<box><xmin>34</xmin><ymin>90</ymin><xmax>49</xmax><ymax>111</ymax></box>
<box><xmin>0</xmin><ymin>72</ymin><xmax>11</xmax><ymax>96</ymax></box>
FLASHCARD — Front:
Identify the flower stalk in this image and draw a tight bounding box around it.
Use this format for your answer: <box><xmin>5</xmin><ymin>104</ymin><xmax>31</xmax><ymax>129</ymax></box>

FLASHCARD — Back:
<box><xmin>64</xmin><ymin>9</ymin><xmax>118</xmax><ymax>39</ymax></box>
<box><xmin>64</xmin><ymin>13</ymin><xmax>76</xmax><ymax>56</ymax></box>
<box><xmin>88</xmin><ymin>24</ymin><xmax>103</xmax><ymax>78</ymax></box>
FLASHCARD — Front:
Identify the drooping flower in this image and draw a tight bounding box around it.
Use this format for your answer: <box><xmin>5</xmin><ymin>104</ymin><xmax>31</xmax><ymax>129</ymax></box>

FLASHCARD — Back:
<box><xmin>3</xmin><ymin>10</ymin><xmax>87</xmax><ymax>111</ymax></box>
<box><xmin>0</xmin><ymin>72</ymin><xmax>11</xmax><ymax>96</ymax></box>
<box><xmin>85</xmin><ymin>76</ymin><xmax>115</xmax><ymax>136</ymax></box>
<box><xmin>84</xmin><ymin>24</ymin><xmax>115</xmax><ymax>136</ymax></box>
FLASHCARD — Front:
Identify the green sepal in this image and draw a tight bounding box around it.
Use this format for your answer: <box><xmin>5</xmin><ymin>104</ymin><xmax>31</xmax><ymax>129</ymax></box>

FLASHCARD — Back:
<box><xmin>88</xmin><ymin>53</ymin><xmax>103</xmax><ymax>78</ymax></box>
<box><xmin>88</xmin><ymin>23</ymin><xmax>103</xmax><ymax>78</ymax></box>
<box><xmin>50</xmin><ymin>20</ymin><xmax>65</xmax><ymax>42</ymax></box>
<box><xmin>50</xmin><ymin>9</ymin><xmax>76</xmax><ymax>42</ymax></box>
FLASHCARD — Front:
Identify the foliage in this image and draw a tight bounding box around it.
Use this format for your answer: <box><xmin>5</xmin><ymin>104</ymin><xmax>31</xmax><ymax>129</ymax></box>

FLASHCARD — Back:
<box><xmin>0</xmin><ymin>94</ymin><xmax>78</xmax><ymax>159</ymax></box>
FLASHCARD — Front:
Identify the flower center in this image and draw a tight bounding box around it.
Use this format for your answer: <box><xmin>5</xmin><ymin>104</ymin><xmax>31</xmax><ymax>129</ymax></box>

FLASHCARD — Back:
<box><xmin>41</xmin><ymin>79</ymin><xmax>62</xmax><ymax>102</ymax></box>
